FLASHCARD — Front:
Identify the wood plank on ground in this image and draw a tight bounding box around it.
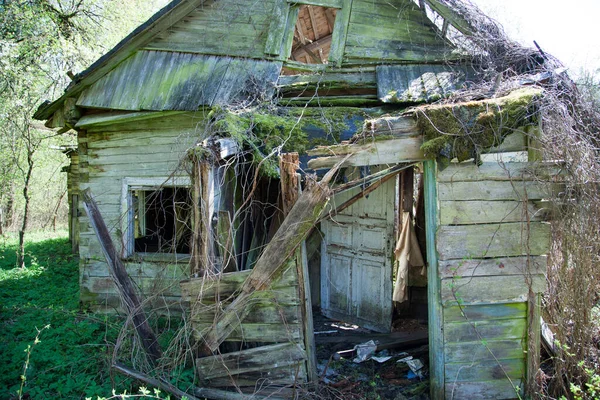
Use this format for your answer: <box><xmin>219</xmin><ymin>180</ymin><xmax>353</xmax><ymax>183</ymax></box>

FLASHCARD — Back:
<box><xmin>196</xmin><ymin>343</ymin><xmax>306</xmax><ymax>380</ymax></box>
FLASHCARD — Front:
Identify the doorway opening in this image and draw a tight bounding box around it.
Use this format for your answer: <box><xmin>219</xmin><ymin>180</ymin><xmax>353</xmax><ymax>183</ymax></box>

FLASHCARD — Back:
<box><xmin>308</xmin><ymin>164</ymin><xmax>431</xmax><ymax>397</ymax></box>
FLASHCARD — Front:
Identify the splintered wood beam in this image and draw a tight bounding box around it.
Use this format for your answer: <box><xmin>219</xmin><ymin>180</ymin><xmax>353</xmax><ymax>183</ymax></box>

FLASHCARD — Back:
<box><xmin>307</xmin><ymin>5</ymin><xmax>321</xmax><ymax>40</ymax></box>
<box><xmin>307</xmin><ymin>136</ymin><xmax>426</xmax><ymax>170</ymax></box>
<box><xmin>280</xmin><ymin>153</ymin><xmax>300</xmax><ymax>215</ymax></box>
<box><xmin>201</xmin><ymin>157</ymin><xmax>349</xmax><ymax>352</ymax></box>
<box><xmin>82</xmin><ymin>189</ymin><xmax>162</xmax><ymax>364</ymax></box>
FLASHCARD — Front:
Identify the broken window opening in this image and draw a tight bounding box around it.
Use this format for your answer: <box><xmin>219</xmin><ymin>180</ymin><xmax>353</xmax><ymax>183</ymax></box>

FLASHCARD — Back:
<box><xmin>289</xmin><ymin>5</ymin><xmax>337</xmax><ymax>65</ymax></box>
<box><xmin>132</xmin><ymin>187</ymin><xmax>192</xmax><ymax>254</ymax></box>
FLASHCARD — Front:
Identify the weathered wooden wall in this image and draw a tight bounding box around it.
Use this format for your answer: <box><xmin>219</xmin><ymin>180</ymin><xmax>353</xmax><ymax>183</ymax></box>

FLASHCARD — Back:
<box><xmin>181</xmin><ymin>257</ymin><xmax>308</xmax><ymax>388</ymax></box>
<box><xmin>65</xmin><ymin>151</ymin><xmax>80</xmax><ymax>253</ymax></box>
<box><xmin>77</xmin><ymin>111</ymin><xmax>206</xmax><ymax>312</ymax></box>
<box><xmin>435</xmin><ymin>160</ymin><xmax>552</xmax><ymax>399</ymax></box>
<box><xmin>344</xmin><ymin>0</ymin><xmax>453</xmax><ymax>63</ymax></box>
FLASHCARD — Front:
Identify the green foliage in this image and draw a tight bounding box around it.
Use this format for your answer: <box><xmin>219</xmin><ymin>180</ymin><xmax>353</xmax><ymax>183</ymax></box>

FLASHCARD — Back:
<box><xmin>209</xmin><ymin>105</ymin><xmax>372</xmax><ymax>176</ymax></box>
<box><xmin>0</xmin><ymin>232</ymin><xmax>129</xmax><ymax>399</ymax></box>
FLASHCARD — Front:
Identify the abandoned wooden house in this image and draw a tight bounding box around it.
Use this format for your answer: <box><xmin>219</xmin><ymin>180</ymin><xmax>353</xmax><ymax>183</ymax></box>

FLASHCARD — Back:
<box><xmin>34</xmin><ymin>0</ymin><xmax>561</xmax><ymax>398</ymax></box>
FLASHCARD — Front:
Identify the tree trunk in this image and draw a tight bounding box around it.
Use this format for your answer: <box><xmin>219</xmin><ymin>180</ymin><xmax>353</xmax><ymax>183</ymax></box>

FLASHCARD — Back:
<box><xmin>18</xmin><ymin>152</ymin><xmax>34</xmax><ymax>269</ymax></box>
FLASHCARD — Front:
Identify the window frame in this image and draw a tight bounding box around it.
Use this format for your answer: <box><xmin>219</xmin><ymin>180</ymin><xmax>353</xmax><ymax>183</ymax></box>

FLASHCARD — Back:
<box><xmin>121</xmin><ymin>176</ymin><xmax>192</xmax><ymax>260</ymax></box>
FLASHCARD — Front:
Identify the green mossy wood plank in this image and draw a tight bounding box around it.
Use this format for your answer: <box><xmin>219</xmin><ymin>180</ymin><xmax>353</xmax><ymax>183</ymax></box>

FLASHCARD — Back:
<box><xmin>438</xmin><ymin>180</ymin><xmax>559</xmax><ymax>201</ymax></box>
<box><xmin>264</xmin><ymin>0</ymin><xmax>289</xmax><ymax>56</ymax></box>
<box><xmin>444</xmin><ymin>318</ymin><xmax>526</xmax><ymax>343</ymax></box>
<box><xmin>437</xmin><ymin>222</ymin><xmax>550</xmax><ymax>260</ymax></box>
<box><xmin>444</xmin><ymin>302</ymin><xmax>527</xmax><ymax>321</ymax></box>
<box><xmin>445</xmin><ymin>380</ymin><xmax>523</xmax><ymax>400</ymax></box>
<box><xmin>328</xmin><ymin>0</ymin><xmax>352</xmax><ymax>67</ymax></box>
<box><xmin>376</xmin><ymin>64</ymin><xmax>474</xmax><ymax>103</ymax></box>
<box><xmin>437</xmin><ymin>162</ymin><xmax>564</xmax><ymax>183</ymax></box>
<box><xmin>445</xmin><ymin>340</ymin><xmax>525</xmax><ymax>363</ymax></box>
<box><xmin>440</xmin><ymin>200</ymin><xmax>551</xmax><ymax>225</ymax></box>
<box><xmin>441</xmin><ymin>275</ymin><xmax>546</xmax><ymax>305</ymax></box>
<box><xmin>77</xmin><ymin>51</ymin><xmax>281</xmax><ymax>111</ymax></box>
<box><xmin>146</xmin><ymin>0</ymin><xmax>274</xmax><ymax>59</ymax></box>
<box><xmin>445</xmin><ymin>359</ymin><xmax>525</xmax><ymax>383</ymax></box>
<box><xmin>424</xmin><ymin>160</ymin><xmax>445</xmax><ymax>399</ymax></box>
<box><xmin>439</xmin><ymin>256</ymin><xmax>547</xmax><ymax>279</ymax></box>
<box><xmin>344</xmin><ymin>0</ymin><xmax>455</xmax><ymax>62</ymax></box>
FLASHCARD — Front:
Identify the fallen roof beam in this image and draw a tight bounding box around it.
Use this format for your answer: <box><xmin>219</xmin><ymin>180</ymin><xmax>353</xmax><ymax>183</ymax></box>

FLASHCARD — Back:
<box><xmin>307</xmin><ymin>136</ymin><xmax>427</xmax><ymax>170</ymax></box>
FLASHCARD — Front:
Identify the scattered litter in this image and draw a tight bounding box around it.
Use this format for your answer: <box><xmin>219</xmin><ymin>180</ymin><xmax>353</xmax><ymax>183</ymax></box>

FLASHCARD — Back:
<box><xmin>371</xmin><ymin>355</ymin><xmax>392</xmax><ymax>363</ymax></box>
<box><xmin>314</xmin><ymin>330</ymin><xmax>338</xmax><ymax>335</ymax></box>
<box><xmin>397</xmin><ymin>356</ymin><xmax>413</xmax><ymax>363</ymax></box>
<box><xmin>352</xmin><ymin>340</ymin><xmax>378</xmax><ymax>363</ymax></box>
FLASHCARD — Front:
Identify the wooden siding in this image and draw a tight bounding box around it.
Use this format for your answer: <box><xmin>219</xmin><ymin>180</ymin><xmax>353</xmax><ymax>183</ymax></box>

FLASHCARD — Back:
<box><xmin>77</xmin><ymin>51</ymin><xmax>281</xmax><ymax>111</ymax></box>
<box><xmin>376</xmin><ymin>64</ymin><xmax>476</xmax><ymax>103</ymax></box>
<box><xmin>77</xmin><ymin>112</ymin><xmax>206</xmax><ymax>313</ymax></box>
<box><xmin>182</xmin><ymin>257</ymin><xmax>308</xmax><ymax>388</ymax></box>
<box><xmin>145</xmin><ymin>0</ymin><xmax>276</xmax><ymax>58</ymax></box>
<box><xmin>344</xmin><ymin>0</ymin><xmax>455</xmax><ymax>63</ymax></box>
<box><xmin>436</xmin><ymin>159</ymin><xmax>554</xmax><ymax>399</ymax></box>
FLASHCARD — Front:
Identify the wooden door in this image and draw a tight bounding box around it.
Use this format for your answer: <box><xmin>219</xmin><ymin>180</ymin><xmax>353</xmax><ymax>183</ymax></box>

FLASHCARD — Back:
<box><xmin>321</xmin><ymin>173</ymin><xmax>395</xmax><ymax>332</ymax></box>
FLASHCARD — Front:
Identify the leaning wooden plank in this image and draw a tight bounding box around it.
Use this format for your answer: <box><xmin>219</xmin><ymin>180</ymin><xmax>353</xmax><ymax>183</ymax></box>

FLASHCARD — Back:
<box><xmin>441</xmin><ymin>275</ymin><xmax>546</xmax><ymax>305</ymax></box>
<box><xmin>437</xmin><ymin>222</ymin><xmax>550</xmax><ymax>260</ymax></box>
<box><xmin>445</xmin><ymin>380</ymin><xmax>523</xmax><ymax>400</ymax></box>
<box><xmin>201</xmin><ymin>161</ymin><xmax>345</xmax><ymax>351</ymax></box>
<box><xmin>440</xmin><ymin>200</ymin><xmax>551</xmax><ymax>225</ymax></box>
<box><xmin>196</xmin><ymin>343</ymin><xmax>306</xmax><ymax>380</ymax></box>
<box><xmin>439</xmin><ymin>256</ymin><xmax>547</xmax><ymax>279</ymax></box>
<box><xmin>307</xmin><ymin>136</ymin><xmax>426</xmax><ymax>169</ymax></box>
<box><xmin>82</xmin><ymin>189</ymin><xmax>162</xmax><ymax>363</ymax></box>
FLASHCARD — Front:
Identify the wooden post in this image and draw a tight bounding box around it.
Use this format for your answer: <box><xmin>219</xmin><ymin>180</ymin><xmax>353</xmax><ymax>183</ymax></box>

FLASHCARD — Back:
<box><xmin>190</xmin><ymin>156</ymin><xmax>213</xmax><ymax>276</ymax></box>
<box><xmin>424</xmin><ymin>161</ymin><xmax>444</xmax><ymax>399</ymax></box>
<box><xmin>280</xmin><ymin>153</ymin><xmax>300</xmax><ymax>214</ymax></box>
<box><xmin>280</xmin><ymin>153</ymin><xmax>318</xmax><ymax>383</ymax></box>
<box><xmin>82</xmin><ymin>189</ymin><xmax>162</xmax><ymax>364</ymax></box>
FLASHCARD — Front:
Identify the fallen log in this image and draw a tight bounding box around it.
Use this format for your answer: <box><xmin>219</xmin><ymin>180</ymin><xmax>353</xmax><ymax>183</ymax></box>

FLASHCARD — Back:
<box><xmin>82</xmin><ymin>188</ymin><xmax>162</xmax><ymax>364</ymax></box>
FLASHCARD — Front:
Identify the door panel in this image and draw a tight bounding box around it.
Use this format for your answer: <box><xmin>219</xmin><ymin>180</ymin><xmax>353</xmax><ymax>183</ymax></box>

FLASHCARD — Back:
<box><xmin>321</xmin><ymin>173</ymin><xmax>395</xmax><ymax>333</ymax></box>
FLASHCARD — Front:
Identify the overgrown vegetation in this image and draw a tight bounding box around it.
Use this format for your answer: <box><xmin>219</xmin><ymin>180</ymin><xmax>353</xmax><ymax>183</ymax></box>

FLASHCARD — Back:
<box><xmin>416</xmin><ymin>1</ymin><xmax>600</xmax><ymax>397</ymax></box>
<box><xmin>0</xmin><ymin>232</ymin><xmax>192</xmax><ymax>399</ymax></box>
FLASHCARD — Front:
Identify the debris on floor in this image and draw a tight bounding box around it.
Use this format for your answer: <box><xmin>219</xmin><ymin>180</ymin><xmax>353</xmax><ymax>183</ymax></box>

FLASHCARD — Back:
<box><xmin>313</xmin><ymin>314</ymin><xmax>430</xmax><ymax>399</ymax></box>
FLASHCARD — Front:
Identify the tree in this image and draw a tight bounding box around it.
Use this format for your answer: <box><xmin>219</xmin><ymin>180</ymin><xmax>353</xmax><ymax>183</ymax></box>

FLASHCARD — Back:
<box><xmin>0</xmin><ymin>0</ymin><xmax>168</xmax><ymax>265</ymax></box>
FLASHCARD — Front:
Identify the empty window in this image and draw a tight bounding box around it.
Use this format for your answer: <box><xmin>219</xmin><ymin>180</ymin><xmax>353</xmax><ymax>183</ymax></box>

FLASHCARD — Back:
<box><xmin>290</xmin><ymin>5</ymin><xmax>337</xmax><ymax>64</ymax></box>
<box><xmin>130</xmin><ymin>187</ymin><xmax>192</xmax><ymax>254</ymax></box>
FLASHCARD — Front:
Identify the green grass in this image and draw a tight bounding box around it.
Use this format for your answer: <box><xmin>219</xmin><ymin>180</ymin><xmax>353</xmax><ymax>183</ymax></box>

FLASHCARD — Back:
<box><xmin>0</xmin><ymin>231</ymin><xmax>133</xmax><ymax>399</ymax></box>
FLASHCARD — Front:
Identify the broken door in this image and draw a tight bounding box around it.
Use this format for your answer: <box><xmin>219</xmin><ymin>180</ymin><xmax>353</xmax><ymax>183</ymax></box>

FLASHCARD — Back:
<box><xmin>321</xmin><ymin>171</ymin><xmax>395</xmax><ymax>332</ymax></box>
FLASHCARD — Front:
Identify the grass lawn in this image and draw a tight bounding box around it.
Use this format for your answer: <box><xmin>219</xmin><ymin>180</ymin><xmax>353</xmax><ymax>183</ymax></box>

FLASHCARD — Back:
<box><xmin>0</xmin><ymin>231</ymin><xmax>133</xmax><ymax>399</ymax></box>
